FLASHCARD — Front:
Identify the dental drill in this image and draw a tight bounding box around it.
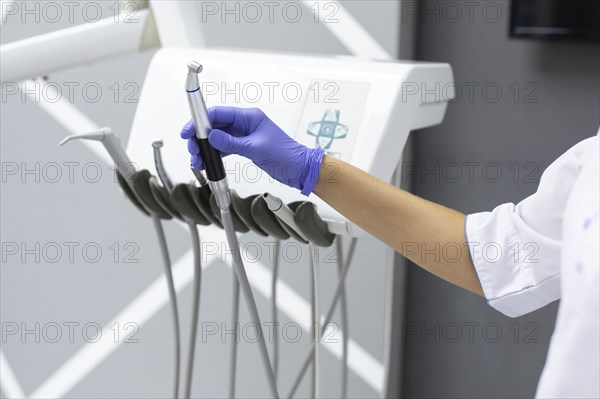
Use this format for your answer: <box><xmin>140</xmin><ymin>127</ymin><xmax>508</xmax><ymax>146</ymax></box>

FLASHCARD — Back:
<box><xmin>152</xmin><ymin>139</ymin><xmax>175</xmax><ymax>192</ymax></box>
<box><xmin>60</xmin><ymin>128</ymin><xmax>182</xmax><ymax>399</ymax></box>
<box><xmin>185</xmin><ymin>61</ymin><xmax>280</xmax><ymax>399</ymax></box>
<box><xmin>185</xmin><ymin>62</ymin><xmax>229</xmax><ymax>209</ymax></box>
<box><xmin>186</xmin><ymin>63</ymin><xmax>241</xmax><ymax>398</ymax></box>
<box><xmin>153</xmin><ymin>139</ymin><xmax>202</xmax><ymax>399</ymax></box>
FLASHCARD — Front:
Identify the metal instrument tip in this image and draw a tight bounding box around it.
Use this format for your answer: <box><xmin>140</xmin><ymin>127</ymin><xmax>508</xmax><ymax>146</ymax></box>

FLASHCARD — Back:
<box><xmin>187</xmin><ymin>61</ymin><xmax>203</xmax><ymax>74</ymax></box>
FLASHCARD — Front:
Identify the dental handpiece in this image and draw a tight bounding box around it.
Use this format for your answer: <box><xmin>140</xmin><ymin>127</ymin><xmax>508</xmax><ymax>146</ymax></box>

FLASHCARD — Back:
<box><xmin>152</xmin><ymin>139</ymin><xmax>175</xmax><ymax>192</ymax></box>
<box><xmin>185</xmin><ymin>62</ymin><xmax>280</xmax><ymax>398</ymax></box>
<box><xmin>59</xmin><ymin>127</ymin><xmax>134</xmax><ymax>181</ymax></box>
<box><xmin>61</xmin><ymin>127</ymin><xmax>182</xmax><ymax>399</ymax></box>
<box><xmin>185</xmin><ymin>61</ymin><xmax>230</xmax><ymax>210</ymax></box>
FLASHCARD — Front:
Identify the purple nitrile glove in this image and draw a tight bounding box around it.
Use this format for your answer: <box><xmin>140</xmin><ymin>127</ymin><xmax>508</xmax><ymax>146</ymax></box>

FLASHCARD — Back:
<box><xmin>180</xmin><ymin>107</ymin><xmax>324</xmax><ymax>196</ymax></box>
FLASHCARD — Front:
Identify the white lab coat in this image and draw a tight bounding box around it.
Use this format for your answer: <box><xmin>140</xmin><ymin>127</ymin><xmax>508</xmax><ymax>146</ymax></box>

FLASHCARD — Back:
<box><xmin>466</xmin><ymin>134</ymin><xmax>599</xmax><ymax>398</ymax></box>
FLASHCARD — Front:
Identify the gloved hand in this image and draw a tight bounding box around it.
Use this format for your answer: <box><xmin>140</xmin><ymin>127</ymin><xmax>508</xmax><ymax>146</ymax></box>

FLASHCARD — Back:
<box><xmin>181</xmin><ymin>107</ymin><xmax>324</xmax><ymax>196</ymax></box>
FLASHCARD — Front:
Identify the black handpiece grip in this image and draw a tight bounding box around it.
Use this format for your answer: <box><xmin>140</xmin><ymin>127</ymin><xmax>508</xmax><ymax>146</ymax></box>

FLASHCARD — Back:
<box><xmin>197</xmin><ymin>138</ymin><xmax>226</xmax><ymax>181</ymax></box>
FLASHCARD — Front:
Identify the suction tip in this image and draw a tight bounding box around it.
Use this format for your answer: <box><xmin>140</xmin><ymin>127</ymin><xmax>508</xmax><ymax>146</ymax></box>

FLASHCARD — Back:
<box><xmin>187</xmin><ymin>61</ymin><xmax>203</xmax><ymax>74</ymax></box>
<box><xmin>263</xmin><ymin>193</ymin><xmax>282</xmax><ymax>211</ymax></box>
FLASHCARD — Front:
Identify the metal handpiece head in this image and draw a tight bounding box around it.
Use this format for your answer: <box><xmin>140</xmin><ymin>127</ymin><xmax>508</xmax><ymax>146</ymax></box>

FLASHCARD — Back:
<box><xmin>187</xmin><ymin>61</ymin><xmax>203</xmax><ymax>74</ymax></box>
<box><xmin>152</xmin><ymin>138</ymin><xmax>164</xmax><ymax>149</ymax></box>
<box><xmin>152</xmin><ymin>138</ymin><xmax>174</xmax><ymax>192</ymax></box>
<box><xmin>185</xmin><ymin>61</ymin><xmax>203</xmax><ymax>92</ymax></box>
<box><xmin>185</xmin><ymin>60</ymin><xmax>212</xmax><ymax>137</ymax></box>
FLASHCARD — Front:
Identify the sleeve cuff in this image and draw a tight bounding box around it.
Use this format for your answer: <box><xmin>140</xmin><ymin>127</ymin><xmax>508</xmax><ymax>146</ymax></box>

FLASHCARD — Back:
<box><xmin>300</xmin><ymin>148</ymin><xmax>325</xmax><ymax>196</ymax></box>
<box><xmin>465</xmin><ymin>208</ymin><xmax>561</xmax><ymax>317</ymax></box>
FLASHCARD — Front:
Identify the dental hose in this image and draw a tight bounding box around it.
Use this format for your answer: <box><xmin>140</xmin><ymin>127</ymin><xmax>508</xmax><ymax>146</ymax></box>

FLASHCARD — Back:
<box><xmin>287</xmin><ymin>237</ymin><xmax>358</xmax><ymax>399</ymax></box>
<box><xmin>229</xmin><ymin>270</ymin><xmax>240</xmax><ymax>398</ymax></box>
<box><xmin>222</xmin><ymin>208</ymin><xmax>280</xmax><ymax>398</ymax></box>
<box><xmin>152</xmin><ymin>214</ymin><xmax>181</xmax><ymax>399</ymax></box>
<box><xmin>153</xmin><ymin>139</ymin><xmax>199</xmax><ymax>399</ymax></box>
<box><xmin>336</xmin><ymin>237</ymin><xmax>349</xmax><ymax>398</ymax></box>
<box><xmin>184</xmin><ymin>221</ymin><xmax>202</xmax><ymax>399</ymax></box>
<box><xmin>271</xmin><ymin>240</ymin><xmax>281</xmax><ymax>381</ymax></box>
<box><xmin>309</xmin><ymin>246</ymin><xmax>320</xmax><ymax>399</ymax></box>
<box><xmin>261</xmin><ymin>193</ymin><xmax>321</xmax><ymax>397</ymax></box>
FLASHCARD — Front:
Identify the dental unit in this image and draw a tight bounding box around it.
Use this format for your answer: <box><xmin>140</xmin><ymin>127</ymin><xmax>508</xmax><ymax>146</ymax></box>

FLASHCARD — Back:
<box><xmin>57</xmin><ymin>47</ymin><xmax>454</xmax><ymax>398</ymax></box>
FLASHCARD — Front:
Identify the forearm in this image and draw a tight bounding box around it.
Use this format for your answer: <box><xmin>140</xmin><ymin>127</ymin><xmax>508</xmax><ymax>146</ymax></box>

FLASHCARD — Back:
<box><xmin>313</xmin><ymin>155</ymin><xmax>484</xmax><ymax>297</ymax></box>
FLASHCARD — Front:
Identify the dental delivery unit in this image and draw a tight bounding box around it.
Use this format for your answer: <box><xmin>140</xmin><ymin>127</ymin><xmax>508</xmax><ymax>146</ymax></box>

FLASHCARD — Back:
<box><xmin>60</xmin><ymin>48</ymin><xmax>454</xmax><ymax>398</ymax></box>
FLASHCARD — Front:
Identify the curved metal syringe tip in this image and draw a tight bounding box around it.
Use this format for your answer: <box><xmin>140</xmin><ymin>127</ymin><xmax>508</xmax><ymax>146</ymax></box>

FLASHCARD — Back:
<box><xmin>58</xmin><ymin>127</ymin><xmax>133</xmax><ymax>179</ymax></box>
<box><xmin>58</xmin><ymin>127</ymin><xmax>113</xmax><ymax>146</ymax></box>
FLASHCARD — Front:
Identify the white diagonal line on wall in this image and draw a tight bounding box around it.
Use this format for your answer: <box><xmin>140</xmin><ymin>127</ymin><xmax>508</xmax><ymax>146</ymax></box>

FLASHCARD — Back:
<box><xmin>29</xmin><ymin>223</ymin><xmax>384</xmax><ymax>397</ymax></box>
<box><xmin>240</xmin><ymin>258</ymin><xmax>385</xmax><ymax>392</ymax></box>
<box><xmin>0</xmin><ymin>350</ymin><xmax>26</xmax><ymax>398</ymax></box>
<box><xmin>302</xmin><ymin>0</ymin><xmax>392</xmax><ymax>60</ymax></box>
<box><xmin>29</xmin><ymin>247</ymin><xmax>198</xmax><ymax>399</ymax></box>
<box><xmin>20</xmin><ymin>79</ymin><xmax>110</xmax><ymax>165</ymax></box>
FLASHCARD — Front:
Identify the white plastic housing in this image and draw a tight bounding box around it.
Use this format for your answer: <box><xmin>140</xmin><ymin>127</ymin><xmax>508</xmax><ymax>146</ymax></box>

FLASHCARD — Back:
<box><xmin>127</xmin><ymin>48</ymin><xmax>455</xmax><ymax>237</ymax></box>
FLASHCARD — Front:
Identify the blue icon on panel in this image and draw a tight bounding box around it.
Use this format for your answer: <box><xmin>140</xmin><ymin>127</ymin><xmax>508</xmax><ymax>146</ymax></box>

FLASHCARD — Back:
<box><xmin>307</xmin><ymin>110</ymin><xmax>349</xmax><ymax>158</ymax></box>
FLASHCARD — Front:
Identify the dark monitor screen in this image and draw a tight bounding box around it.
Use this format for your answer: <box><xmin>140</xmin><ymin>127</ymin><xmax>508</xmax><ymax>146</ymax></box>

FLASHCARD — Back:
<box><xmin>510</xmin><ymin>0</ymin><xmax>600</xmax><ymax>42</ymax></box>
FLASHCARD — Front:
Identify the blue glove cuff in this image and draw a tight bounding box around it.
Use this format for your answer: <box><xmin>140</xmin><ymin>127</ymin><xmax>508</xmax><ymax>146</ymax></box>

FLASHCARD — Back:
<box><xmin>300</xmin><ymin>148</ymin><xmax>325</xmax><ymax>196</ymax></box>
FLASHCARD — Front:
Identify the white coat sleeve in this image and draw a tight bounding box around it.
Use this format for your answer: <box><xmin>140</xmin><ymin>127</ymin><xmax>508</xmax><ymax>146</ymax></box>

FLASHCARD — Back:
<box><xmin>465</xmin><ymin>137</ymin><xmax>596</xmax><ymax>317</ymax></box>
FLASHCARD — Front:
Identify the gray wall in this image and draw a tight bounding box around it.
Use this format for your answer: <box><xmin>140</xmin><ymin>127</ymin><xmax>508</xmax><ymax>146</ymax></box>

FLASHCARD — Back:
<box><xmin>402</xmin><ymin>1</ymin><xmax>600</xmax><ymax>398</ymax></box>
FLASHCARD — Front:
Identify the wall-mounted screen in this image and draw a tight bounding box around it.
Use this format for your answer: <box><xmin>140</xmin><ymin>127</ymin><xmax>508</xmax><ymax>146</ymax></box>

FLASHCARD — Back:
<box><xmin>510</xmin><ymin>0</ymin><xmax>599</xmax><ymax>42</ymax></box>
